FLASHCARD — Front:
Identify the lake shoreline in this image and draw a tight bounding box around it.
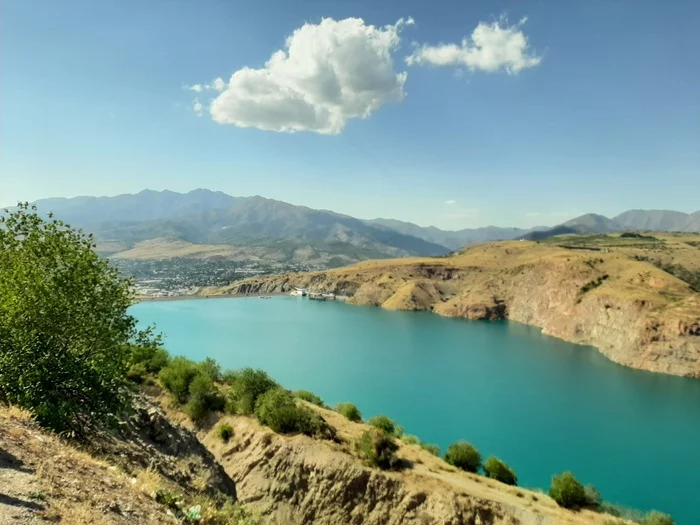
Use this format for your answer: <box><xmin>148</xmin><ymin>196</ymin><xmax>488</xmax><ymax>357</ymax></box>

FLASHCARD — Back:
<box><xmin>137</xmin><ymin>291</ymin><xmax>290</xmax><ymax>303</ymax></box>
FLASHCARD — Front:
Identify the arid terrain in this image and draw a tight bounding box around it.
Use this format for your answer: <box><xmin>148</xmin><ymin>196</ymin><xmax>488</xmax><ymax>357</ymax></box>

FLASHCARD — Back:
<box><xmin>1</xmin><ymin>387</ymin><xmax>631</xmax><ymax>525</ymax></box>
<box><xmin>202</xmin><ymin>233</ymin><xmax>700</xmax><ymax>377</ymax></box>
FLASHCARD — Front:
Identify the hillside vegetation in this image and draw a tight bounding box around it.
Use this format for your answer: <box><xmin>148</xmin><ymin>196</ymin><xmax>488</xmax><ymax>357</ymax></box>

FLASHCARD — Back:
<box><xmin>207</xmin><ymin>232</ymin><xmax>700</xmax><ymax>377</ymax></box>
<box><xmin>1</xmin><ymin>202</ymin><xmax>680</xmax><ymax>524</ymax></box>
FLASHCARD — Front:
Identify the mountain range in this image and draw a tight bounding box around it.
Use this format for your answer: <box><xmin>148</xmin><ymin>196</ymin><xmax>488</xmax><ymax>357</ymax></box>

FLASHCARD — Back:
<box><xmin>20</xmin><ymin>189</ymin><xmax>700</xmax><ymax>265</ymax></box>
<box><xmin>523</xmin><ymin>211</ymin><xmax>700</xmax><ymax>240</ymax></box>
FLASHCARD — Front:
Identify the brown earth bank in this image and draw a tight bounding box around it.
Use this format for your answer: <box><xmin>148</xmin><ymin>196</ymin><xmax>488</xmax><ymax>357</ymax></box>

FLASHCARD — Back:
<box><xmin>0</xmin><ymin>389</ymin><xmax>627</xmax><ymax>525</ymax></box>
<box><xmin>201</xmin><ymin>235</ymin><xmax>700</xmax><ymax>378</ymax></box>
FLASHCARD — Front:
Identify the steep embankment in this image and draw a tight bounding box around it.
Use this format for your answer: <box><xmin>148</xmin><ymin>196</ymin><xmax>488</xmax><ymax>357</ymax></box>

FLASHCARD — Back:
<box><xmin>162</xmin><ymin>398</ymin><xmax>621</xmax><ymax>525</ymax></box>
<box><xmin>2</xmin><ymin>391</ymin><xmax>627</xmax><ymax>525</ymax></box>
<box><xmin>0</xmin><ymin>394</ymin><xmax>239</xmax><ymax>524</ymax></box>
<box><xmin>203</xmin><ymin>236</ymin><xmax>700</xmax><ymax>377</ymax></box>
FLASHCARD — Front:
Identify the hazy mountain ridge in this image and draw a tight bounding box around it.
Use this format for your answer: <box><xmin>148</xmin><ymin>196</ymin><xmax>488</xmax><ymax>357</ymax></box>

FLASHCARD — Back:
<box><xmin>524</xmin><ymin>210</ymin><xmax>700</xmax><ymax>240</ymax></box>
<box><xmin>367</xmin><ymin>218</ymin><xmax>543</xmax><ymax>250</ymax></box>
<box><xmin>29</xmin><ymin>190</ymin><xmax>449</xmax><ymax>262</ymax></box>
<box><xmin>25</xmin><ymin>190</ymin><xmax>699</xmax><ymax>262</ymax></box>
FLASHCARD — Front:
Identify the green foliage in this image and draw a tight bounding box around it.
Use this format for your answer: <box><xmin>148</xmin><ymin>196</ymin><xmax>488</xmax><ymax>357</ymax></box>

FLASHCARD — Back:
<box><xmin>199</xmin><ymin>500</ymin><xmax>259</xmax><ymax>525</ymax></box>
<box><xmin>0</xmin><ymin>204</ymin><xmax>158</xmax><ymax>434</ymax></box>
<box><xmin>293</xmin><ymin>390</ymin><xmax>326</xmax><ymax>407</ymax></box>
<box><xmin>640</xmin><ymin>511</ymin><xmax>675</xmax><ymax>525</ymax></box>
<box><xmin>159</xmin><ymin>356</ymin><xmax>224</xmax><ymax>422</ymax></box>
<box><xmin>217</xmin><ymin>423</ymin><xmax>234</xmax><ymax>443</ymax></box>
<box><xmin>483</xmin><ymin>456</ymin><xmax>517</xmax><ymax>486</ymax></box>
<box><xmin>419</xmin><ymin>442</ymin><xmax>440</xmax><ymax>456</ymax></box>
<box><xmin>226</xmin><ymin>368</ymin><xmax>279</xmax><ymax>415</ymax></box>
<box><xmin>129</xmin><ymin>343</ymin><xmax>169</xmax><ymax>373</ymax></box>
<box><xmin>254</xmin><ymin>388</ymin><xmax>331</xmax><ymax>438</ymax></box>
<box><xmin>368</xmin><ymin>414</ymin><xmax>401</xmax><ymax>437</ymax></box>
<box><xmin>153</xmin><ymin>489</ymin><xmax>181</xmax><ymax>511</ymax></box>
<box><xmin>355</xmin><ymin>428</ymin><xmax>400</xmax><ymax>470</ymax></box>
<box><xmin>159</xmin><ymin>357</ymin><xmax>201</xmax><ymax>403</ymax></box>
<box><xmin>126</xmin><ymin>361</ymin><xmax>149</xmax><ymax>383</ymax></box>
<box><xmin>184</xmin><ymin>373</ymin><xmax>225</xmax><ymax>423</ymax></box>
<box><xmin>444</xmin><ymin>441</ymin><xmax>481</xmax><ymax>473</ymax></box>
<box><xmin>199</xmin><ymin>357</ymin><xmax>221</xmax><ymax>382</ymax></box>
<box><xmin>402</xmin><ymin>434</ymin><xmax>419</xmax><ymax>445</ymax></box>
<box><xmin>336</xmin><ymin>402</ymin><xmax>362</xmax><ymax>422</ymax></box>
<box><xmin>549</xmin><ymin>471</ymin><xmax>587</xmax><ymax>509</ymax></box>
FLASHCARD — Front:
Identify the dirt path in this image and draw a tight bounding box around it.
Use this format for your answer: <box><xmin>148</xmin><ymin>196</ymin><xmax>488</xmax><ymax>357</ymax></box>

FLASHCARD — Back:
<box><xmin>0</xmin><ymin>443</ymin><xmax>44</xmax><ymax>524</ymax></box>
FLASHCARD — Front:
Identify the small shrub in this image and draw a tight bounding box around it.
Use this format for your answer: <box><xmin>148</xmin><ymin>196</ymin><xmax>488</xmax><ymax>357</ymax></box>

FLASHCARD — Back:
<box><xmin>130</xmin><ymin>344</ymin><xmax>170</xmax><ymax>374</ymax></box>
<box><xmin>355</xmin><ymin>428</ymin><xmax>399</xmax><ymax>470</ymax></box>
<box><xmin>254</xmin><ymin>388</ymin><xmax>333</xmax><ymax>439</ymax></box>
<box><xmin>549</xmin><ymin>471</ymin><xmax>587</xmax><ymax>509</ymax></box>
<box><xmin>402</xmin><ymin>434</ymin><xmax>419</xmax><ymax>445</ymax></box>
<box><xmin>294</xmin><ymin>390</ymin><xmax>325</xmax><ymax>407</ymax></box>
<box><xmin>336</xmin><ymin>402</ymin><xmax>362</xmax><ymax>422</ymax></box>
<box><xmin>199</xmin><ymin>357</ymin><xmax>221</xmax><ymax>382</ymax></box>
<box><xmin>185</xmin><ymin>373</ymin><xmax>225</xmax><ymax>423</ymax></box>
<box><xmin>368</xmin><ymin>415</ymin><xmax>400</xmax><ymax>436</ymax></box>
<box><xmin>483</xmin><ymin>456</ymin><xmax>517</xmax><ymax>486</ymax></box>
<box><xmin>419</xmin><ymin>442</ymin><xmax>440</xmax><ymax>456</ymax></box>
<box><xmin>227</xmin><ymin>368</ymin><xmax>279</xmax><ymax>415</ymax></box>
<box><xmin>640</xmin><ymin>511</ymin><xmax>675</xmax><ymax>525</ymax></box>
<box><xmin>159</xmin><ymin>357</ymin><xmax>201</xmax><ymax>403</ymax></box>
<box><xmin>126</xmin><ymin>361</ymin><xmax>149</xmax><ymax>383</ymax></box>
<box><xmin>153</xmin><ymin>489</ymin><xmax>181</xmax><ymax>511</ymax></box>
<box><xmin>217</xmin><ymin>423</ymin><xmax>234</xmax><ymax>443</ymax></box>
<box><xmin>444</xmin><ymin>441</ymin><xmax>481</xmax><ymax>473</ymax></box>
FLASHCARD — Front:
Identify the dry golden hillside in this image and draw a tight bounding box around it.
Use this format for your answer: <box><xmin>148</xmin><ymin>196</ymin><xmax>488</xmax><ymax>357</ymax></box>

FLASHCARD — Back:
<box><xmin>203</xmin><ymin>233</ymin><xmax>700</xmax><ymax>377</ymax></box>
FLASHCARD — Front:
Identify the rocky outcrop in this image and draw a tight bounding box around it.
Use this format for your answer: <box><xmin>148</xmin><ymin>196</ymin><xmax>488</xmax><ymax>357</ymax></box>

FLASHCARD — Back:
<box><xmin>205</xmin><ymin>241</ymin><xmax>700</xmax><ymax>377</ymax></box>
<box><xmin>88</xmin><ymin>391</ymin><xmax>237</xmax><ymax>499</ymax></box>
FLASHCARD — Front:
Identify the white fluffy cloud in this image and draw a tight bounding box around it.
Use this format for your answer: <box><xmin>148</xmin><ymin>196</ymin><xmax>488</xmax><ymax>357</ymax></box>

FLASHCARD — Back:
<box><xmin>199</xmin><ymin>17</ymin><xmax>410</xmax><ymax>134</ymax></box>
<box><xmin>406</xmin><ymin>17</ymin><xmax>541</xmax><ymax>74</ymax></box>
<box><xmin>193</xmin><ymin>99</ymin><xmax>203</xmax><ymax>116</ymax></box>
<box><xmin>445</xmin><ymin>199</ymin><xmax>457</xmax><ymax>205</ymax></box>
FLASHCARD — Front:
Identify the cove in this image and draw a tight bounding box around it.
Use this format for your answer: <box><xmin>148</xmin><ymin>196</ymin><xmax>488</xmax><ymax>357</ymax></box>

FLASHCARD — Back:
<box><xmin>131</xmin><ymin>297</ymin><xmax>700</xmax><ymax>524</ymax></box>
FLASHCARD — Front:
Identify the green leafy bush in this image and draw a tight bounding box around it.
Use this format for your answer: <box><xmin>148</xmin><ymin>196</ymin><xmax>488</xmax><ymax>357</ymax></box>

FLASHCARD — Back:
<box><xmin>483</xmin><ymin>456</ymin><xmax>517</xmax><ymax>486</ymax></box>
<box><xmin>129</xmin><ymin>344</ymin><xmax>169</xmax><ymax>373</ymax></box>
<box><xmin>294</xmin><ymin>390</ymin><xmax>326</xmax><ymax>407</ymax></box>
<box><xmin>402</xmin><ymin>434</ymin><xmax>419</xmax><ymax>445</ymax></box>
<box><xmin>368</xmin><ymin>414</ymin><xmax>401</xmax><ymax>436</ymax></box>
<box><xmin>0</xmin><ymin>204</ymin><xmax>158</xmax><ymax>434</ymax></box>
<box><xmin>419</xmin><ymin>442</ymin><xmax>440</xmax><ymax>456</ymax></box>
<box><xmin>640</xmin><ymin>511</ymin><xmax>675</xmax><ymax>525</ymax></box>
<box><xmin>336</xmin><ymin>402</ymin><xmax>362</xmax><ymax>422</ymax></box>
<box><xmin>217</xmin><ymin>423</ymin><xmax>234</xmax><ymax>443</ymax></box>
<box><xmin>199</xmin><ymin>357</ymin><xmax>221</xmax><ymax>382</ymax></box>
<box><xmin>227</xmin><ymin>368</ymin><xmax>279</xmax><ymax>414</ymax></box>
<box><xmin>355</xmin><ymin>428</ymin><xmax>400</xmax><ymax>470</ymax></box>
<box><xmin>549</xmin><ymin>471</ymin><xmax>587</xmax><ymax>509</ymax></box>
<box><xmin>159</xmin><ymin>357</ymin><xmax>201</xmax><ymax>403</ymax></box>
<box><xmin>126</xmin><ymin>361</ymin><xmax>149</xmax><ymax>383</ymax></box>
<box><xmin>444</xmin><ymin>441</ymin><xmax>481</xmax><ymax>473</ymax></box>
<box><xmin>254</xmin><ymin>388</ymin><xmax>332</xmax><ymax>438</ymax></box>
<box><xmin>184</xmin><ymin>373</ymin><xmax>225</xmax><ymax>423</ymax></box>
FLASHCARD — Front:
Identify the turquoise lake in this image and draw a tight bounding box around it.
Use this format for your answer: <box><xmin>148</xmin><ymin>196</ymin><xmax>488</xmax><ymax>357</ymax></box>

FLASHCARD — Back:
<box><xmin>132</xmin><ymin>297</ymin><xmax>700</xmax><ymax>524</ymax></box>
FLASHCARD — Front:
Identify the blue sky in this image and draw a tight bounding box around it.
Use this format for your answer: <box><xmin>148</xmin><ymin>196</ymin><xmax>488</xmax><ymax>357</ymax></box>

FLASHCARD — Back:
<box><xmin>1</xmin><ymin>0</ymin><xmax>698</xmax><ymax>229</ymax></box>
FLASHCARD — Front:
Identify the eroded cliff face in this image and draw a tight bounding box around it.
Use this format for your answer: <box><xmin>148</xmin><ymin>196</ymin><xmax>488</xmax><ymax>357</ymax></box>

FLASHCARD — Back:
<box><xmin>202</xmin><ymin>241</ymin><xmax>700</xmax><ymax>377</ymax></box>
<box><xmin>164</xmin><ymin>402</ymin><xmax>614</xmax><ymax>525</ymax></box>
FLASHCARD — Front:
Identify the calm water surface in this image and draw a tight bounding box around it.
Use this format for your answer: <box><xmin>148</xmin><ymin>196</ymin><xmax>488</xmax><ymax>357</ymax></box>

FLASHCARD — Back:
<box><xmin>132</xmin><ymin>297</ymin><xmax>700</xmax><ymax>524</ymax></box>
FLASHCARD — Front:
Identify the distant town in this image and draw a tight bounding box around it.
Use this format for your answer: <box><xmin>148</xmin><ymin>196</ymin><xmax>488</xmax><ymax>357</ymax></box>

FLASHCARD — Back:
<box><xmin>112</xmin><ymin>258</ymin><xmax>325</xmax><ymax>298</ymax></box>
